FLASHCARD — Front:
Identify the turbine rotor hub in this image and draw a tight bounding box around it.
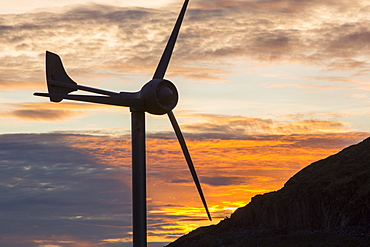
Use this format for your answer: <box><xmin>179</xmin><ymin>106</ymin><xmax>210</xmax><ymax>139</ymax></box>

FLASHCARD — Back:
<box><xmin>141</xmin><ymin>79</ymin><xmax>178</xmax><ymax>115</ymax></box>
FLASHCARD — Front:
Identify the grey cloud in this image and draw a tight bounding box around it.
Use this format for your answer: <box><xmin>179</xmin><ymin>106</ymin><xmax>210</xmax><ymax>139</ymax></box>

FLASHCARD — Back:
<box><xmin>171</xmin><ymin>178</ymin><xmax>191</xmax><ymax>184</ymax></box>
<box><xmin>171</xmin><ymin>176</ymin><xmax>254</xmax><ymax>186</ymax></box>
<box><xmin>0</xmin><ymin>133</ymin><xmax>132</xmax><ymax>246</ymax></box>
<box><xmin>10</xmin><ymin>109</ymin><xmax>79</xmax><ymax>120</ymax></box>
<box><xmin>184</xmin><ymin>0</ymin><xmax>370</xmax><ymax>69</ymax></box>
<box><xmin>148</xmin><ymin>130</ymin><xmax>245</xmax><ymax>140</ymax></box>
<box><xmin>0</xmin><ymin>25</ymin><xmax>11</xmax><ymax>30</ymax></box>
<box><xmin>282</xmin><ymin>132</ymin><xmax>370</xmax><ymax>149</ymax></box>
<box><xmin>1</xmin><ymin>0</ymin><xmax>369</xmax><ymax>92</ymax></box>
<box><xmin>201</xmin><ymin>176</ymin><xmax>246</xmax><ymax>186</ymax></box>
<box><xmin>149</xmin><ymin>128</ymin><xmax>369</xmax><ymax>150</ymax></box>
<box><xmin>178</xmin><ymin>115</ymin><xmax>276</xmax><ymax>138</ymax></box>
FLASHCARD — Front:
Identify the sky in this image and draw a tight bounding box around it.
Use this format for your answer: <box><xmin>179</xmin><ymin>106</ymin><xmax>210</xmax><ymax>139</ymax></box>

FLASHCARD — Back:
<box><xmin>1</xmin><ymin>0</ymin><xmax>370</xmax><ymax>246</ymax></box>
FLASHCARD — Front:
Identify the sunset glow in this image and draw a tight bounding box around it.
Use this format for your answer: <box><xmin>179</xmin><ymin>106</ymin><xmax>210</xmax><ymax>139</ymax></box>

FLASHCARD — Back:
<box><xmin>1</xmin><ymin>0</ymin><xmax>370</xmax><ymax>246</ymax></box>
<box><xmin>57</xmin><ymin>132</ymin><xmax>367</xmax><ymax>243</ymax></box>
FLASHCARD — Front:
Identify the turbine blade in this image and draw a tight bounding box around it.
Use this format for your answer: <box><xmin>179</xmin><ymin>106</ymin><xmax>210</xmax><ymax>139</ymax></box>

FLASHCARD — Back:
<box><xmin>168</xmin><ymin>110</ymin><xmax>212</xmax><ymax>221</ymax></box>
<box><xmin>153</xmin><ymin>0</ymin><xmax>189</xmax><ymax>79</ymax></box>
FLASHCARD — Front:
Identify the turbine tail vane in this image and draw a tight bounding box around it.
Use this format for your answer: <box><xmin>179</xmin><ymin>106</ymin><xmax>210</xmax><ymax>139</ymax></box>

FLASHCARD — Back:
<box><xmin>153</xmin><ymin>0</ymin><xmax>189</xmax><ymax>79</ymax></box>
<box><xmin>168</xmin><ymin>111</ymin><xmax>212</xmax><ymax>221</ymax></box>
<box><xmin>46</xmin><ymin>51</ymin><xmax>78</xmax><ymax>102</ymax></box>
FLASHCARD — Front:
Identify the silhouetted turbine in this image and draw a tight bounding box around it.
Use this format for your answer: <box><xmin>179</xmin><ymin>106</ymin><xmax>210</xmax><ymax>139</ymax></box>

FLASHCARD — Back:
<box><xmin>34</xmin><ymin>0</ymin><xmax>211</xmax><ymax>246</ymax></box>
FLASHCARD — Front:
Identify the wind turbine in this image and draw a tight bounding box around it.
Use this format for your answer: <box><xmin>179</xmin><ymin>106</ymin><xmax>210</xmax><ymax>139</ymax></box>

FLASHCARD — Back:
<box><xmin>34</xmin><ymin>0</ymin><xmax>211</xmax><ymax>246</ymax></box>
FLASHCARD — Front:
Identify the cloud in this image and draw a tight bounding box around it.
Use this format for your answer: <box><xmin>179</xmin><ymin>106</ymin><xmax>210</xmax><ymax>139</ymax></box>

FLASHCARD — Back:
<box><xmin>0</xmin><ymin>133</ymin><xmax>132</xmax><ymax>246</ymax></box>
<box><xmin>186</xmin><ymin>0</ymin><xmax>370</xmax><ymax>70</ymax></box>
<box><xmin>3</xmin><ymin>102</ymin><xmax>108</xmax><ymax>121</ymax></box>
<box><xmin>174</xmin><ymin>113</ymin><xmax>352</xmax><ymax>138</ymax></box>
<box><xmin>1</xmin><ymin>0</ymin><xmax>370</xmax><ymax>94</ymax></box>
<box><xmin>171</xmin><ymin>176</ymin><xmax>246</xmax><ymax>186</ymax></box>
<box><xmin>11</xmin><ymin>108</ymin><xmax>78</xmax><ymax>120</ymax></box>
<box><xmin>200</xmin><ymin>176</ymin><xmax>246</xmax><ymax>186</ymax></box>
<box><xmin>0</xmin><ymin>131</ymin><xmax>368</xmax><ymax>246</ymax></box>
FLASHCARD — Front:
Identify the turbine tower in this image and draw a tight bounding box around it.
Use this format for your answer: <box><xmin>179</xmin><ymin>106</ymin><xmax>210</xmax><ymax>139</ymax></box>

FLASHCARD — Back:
<box><xmin>34</xmin><ymin>0</ymin><xmax>211</xmax><ymax>246</ymax></box>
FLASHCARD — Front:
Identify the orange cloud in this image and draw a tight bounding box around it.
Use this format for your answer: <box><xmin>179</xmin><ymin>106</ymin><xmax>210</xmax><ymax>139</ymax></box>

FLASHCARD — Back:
<box><xmin>60</xmin><ymin>131</ymin><xmax>368</xmax><ymax>241</ymax></box>
<box><xmin>177</xmin><ymin>113</ymin><xmax>351</xmax><ymax>136</ymax></box>
<box><xmin>4</xmin><ymin>102</ymin><xmax>108</xmax><ymax>121</ymax></box>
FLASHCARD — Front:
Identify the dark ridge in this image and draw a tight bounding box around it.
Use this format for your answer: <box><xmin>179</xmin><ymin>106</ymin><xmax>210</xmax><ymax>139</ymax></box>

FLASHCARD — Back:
<box><xmin>167</xmin><ymin>137</ymin><xmax>370</xmax><ymax>247</ymax></box>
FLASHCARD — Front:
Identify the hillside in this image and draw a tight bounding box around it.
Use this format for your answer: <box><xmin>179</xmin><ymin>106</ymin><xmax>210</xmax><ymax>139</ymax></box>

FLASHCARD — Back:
<box><xmin>167</xmin><ymin>137</ymin><xmax>370</xmax><ymax>247</ymax></box>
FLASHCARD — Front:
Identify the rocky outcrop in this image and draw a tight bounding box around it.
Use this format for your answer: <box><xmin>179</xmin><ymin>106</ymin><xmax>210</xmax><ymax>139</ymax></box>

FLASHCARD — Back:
<box><xmin>168</xmin><ymin>137</ymin><xmax>370</xmax><ymax>246</ymax></box>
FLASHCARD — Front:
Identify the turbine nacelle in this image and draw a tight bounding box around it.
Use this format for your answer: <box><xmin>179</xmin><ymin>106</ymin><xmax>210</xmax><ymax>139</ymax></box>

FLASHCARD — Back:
<box><xmin>141</xmin><ymin>79</ymin><xmax>178</xmax><ymax>115</ymax></box>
